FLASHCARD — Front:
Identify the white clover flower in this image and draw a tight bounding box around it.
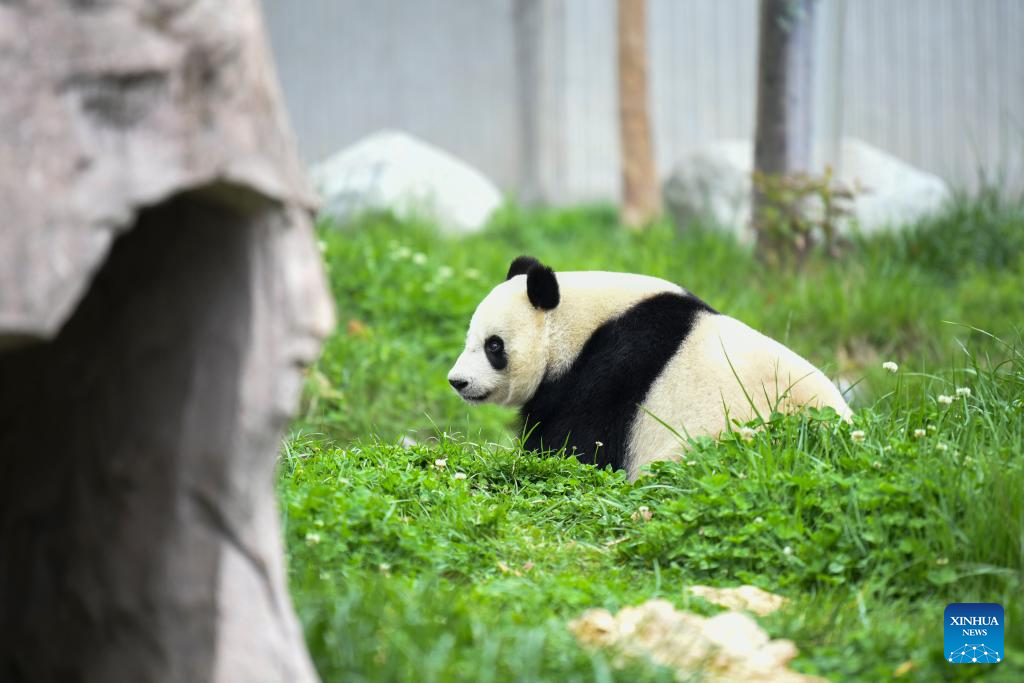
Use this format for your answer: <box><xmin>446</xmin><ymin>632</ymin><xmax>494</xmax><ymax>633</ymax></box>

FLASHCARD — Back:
<box><xmin>631</xmin><ymin>506</ymin><xmax>653</xmax><ymax>522</ymax></box>
<box><xmin>963</xmin><ymin>455</ymin><xmax>974</xmax><ymax>466</ymax></box>
<box><xmin>935</xmin><ymin>442</ymin><xmax>949</xmax><ymax>452</ymax></box>
<box><xmin>936</xmin><ymin>557</ymin><xmax>949</xmax><ymax>566</ymax></box>
<box><xmin>738</xmin><ymin>426</ymin><xmax>756</xmax><ymax>443</ymax></box>
<box><xmin>955</xmin><ymin>387</ymin><xmax>971</xmax><ymax>398</ymax></box>
<box><xmin>412</xmin><ymin>252</ymin><xmax>427</xmax><ymax>265</ymax></box>
<box><xmin>304</xmin><ymin>532</ymin><xmax>321</xmax><ymax>545</ymax></box>
<box><xmin>872</xmin><ymin>460</ymin><xmax>882</xmax><ymax>470</ymax></box>
<box><xmin>434</xmin><ymin>458</ymin><xmax>447</xmax><ymax>469</ymax></box>
<box><xmin>850</xmin><ymin>429</ymin><xmax>866</xmax><ymax>443</ymax></box>
<box><xmin>466</xmin><ymin>268</ymin><xmax>481</xmax><ymax>280</ymax></box>
<box><xmin>882</xmin><ymin>361</ymin><xmax>899</xmax><ymax>373</ymax></box>
<box><xmin>913</xmin><ymin>428</ymin><xmax>926</xmax><ymax>438</ymax></box>
<box><xmin>754</xmin><ymin>516</ymin><xmax>764</xmax><ymax>524</ymax></box>
<box><xmin>453</xmin><ymin>471</ymin><xmax>467</xmax><ymax>480</ymax></box>
<box><xmin>686</xmin><ymin>460</ymin><xmax>697</xmax><ymax>467</ymax></box>
<box><xmin>938</xmin><ymin>394</ymin><xmax>954</xmax><ymax>405</ymax></box>
<box><xmin>438</xmin><ymin>265</ymin><xmax>454</xmax><ymax>279</ymax></box>
<box><xmin>927</xmin><ymin>424</ymin><xmax>937</xmax><ymax>433</ymax></box>
<box><xmin>595</xmin><ymin>441</ymin><xmax>604</xmax><ymax>448</ymax></box>
<box><xmin>783</xmin><ymin>546</ymin><xmax>793</xmax><ymax>556</ymax></box>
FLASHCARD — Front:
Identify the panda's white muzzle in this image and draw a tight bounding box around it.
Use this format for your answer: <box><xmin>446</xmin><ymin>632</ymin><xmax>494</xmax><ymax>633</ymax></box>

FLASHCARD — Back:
<box><xmin>447</xmin><ymin>376</ymin><xmax>491</xmax><ymax>402</ymax></box>
<box><xmin>447</xmin><ymin>348</ymin><xmax>496</xmax><ymax>403</ymax></box>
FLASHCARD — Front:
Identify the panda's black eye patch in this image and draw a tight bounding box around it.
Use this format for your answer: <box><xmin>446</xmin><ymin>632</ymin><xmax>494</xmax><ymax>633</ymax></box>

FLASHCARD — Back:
<box><xmin>484</xmin><ymin>335</ymin><xmax>507</xmax><ymax>370</ymax></box>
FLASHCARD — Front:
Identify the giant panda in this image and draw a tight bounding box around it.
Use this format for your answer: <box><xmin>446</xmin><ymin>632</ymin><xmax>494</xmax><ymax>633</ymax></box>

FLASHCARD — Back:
<box><xmin>447</xmin><ymin>256</ymin><xmax>851</xmax><ymax>480</ymax></box>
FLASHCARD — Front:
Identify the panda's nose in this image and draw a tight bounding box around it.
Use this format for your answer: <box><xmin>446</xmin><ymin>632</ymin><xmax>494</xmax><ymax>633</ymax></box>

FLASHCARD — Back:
<box><xmin>449</xmin><ymin>378</ymin><xmax>468</xmax><ymax>391</ymax></box>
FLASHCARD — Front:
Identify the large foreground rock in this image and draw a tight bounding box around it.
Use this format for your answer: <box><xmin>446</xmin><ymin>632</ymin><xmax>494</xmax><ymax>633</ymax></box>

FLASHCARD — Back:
<box><xmin>311</xmin><ymin>130</ymin><xmax>503</xmax><ymax>234</ymax></box>
<box><xmin>0</xmin><ymin>2</ymin><xmax>332</xmax><ymax>682</ymax></box>
<box><xmin>664</xmin><ymin>138</ymin><xmax>952</xmax><ymax>239</ymax></box>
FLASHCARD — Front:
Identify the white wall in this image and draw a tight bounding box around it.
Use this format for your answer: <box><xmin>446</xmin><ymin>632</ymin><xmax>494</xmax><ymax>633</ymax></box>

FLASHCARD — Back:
<box><xmin>262</xmin><ymin>0</ymin><xmax>523</xmax><ymax>188</ymax></box>
<box><xmin>262</xmin><ymin>0</ymin><xmax>1024</xmax><ymax>202</ymax></box>
<box><xmin>841</xmin><ymin>0</ymin><xmax>1024</xmax><ymax>190</ymax></box>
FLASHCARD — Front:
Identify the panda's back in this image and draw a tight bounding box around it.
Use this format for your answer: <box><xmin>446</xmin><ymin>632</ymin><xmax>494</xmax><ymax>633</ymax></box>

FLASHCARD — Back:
<box><xmin>543</xmin><ymin>271</ymin><xmax>687</xmax><ymax>378</ymax></box>
<box><xmin>555</xmin><ymin>270</ymin><xmax>683</xmax><ymax>295</ymax></box>
<box><xmin>627</xmin><ymin>312</ymin><xmax>850</xmax><ymax>478</ymax></box>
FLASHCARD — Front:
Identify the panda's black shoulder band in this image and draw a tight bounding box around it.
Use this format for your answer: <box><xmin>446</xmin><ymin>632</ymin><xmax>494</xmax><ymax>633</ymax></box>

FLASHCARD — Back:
<box><xmin>506</xmin><ymin>255</ymin><xmax>542</xmax><ymax>280</ymax></box>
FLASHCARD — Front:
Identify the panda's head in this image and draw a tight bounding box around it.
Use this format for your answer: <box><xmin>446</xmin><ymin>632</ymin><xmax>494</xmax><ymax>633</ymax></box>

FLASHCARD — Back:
<box><xmin>448</xmin><ymin>256</ymin><xmax>559</xmax><ymax>407</ymax></box>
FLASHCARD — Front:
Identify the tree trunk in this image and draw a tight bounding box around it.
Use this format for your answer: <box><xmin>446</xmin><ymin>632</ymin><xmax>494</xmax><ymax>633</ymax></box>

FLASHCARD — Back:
<box><xmin>617</xmin><ymin>0</ymin><xmax>661</xmax><ymax>229</ymax></box>
<box><xmin>753</xmin><ymin>0</ymin><xmax>817</xmax><ymax>255</ymax></box>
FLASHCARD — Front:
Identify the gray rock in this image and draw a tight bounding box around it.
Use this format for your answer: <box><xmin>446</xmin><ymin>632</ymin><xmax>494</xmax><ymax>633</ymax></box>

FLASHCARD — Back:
<box><xmin>664</xmin><ymin>137</ymin><xmax>952</xmax><ymax>239</ymax></box>
<box><xmin>0</xmin><ymin>2</ymin><xmax>332</xmax><ymax>682</ymax></box>
<box><xmin>311</xmin><ymin>130</ymin><xmax>503</xmax><ymax>235</ymax></box>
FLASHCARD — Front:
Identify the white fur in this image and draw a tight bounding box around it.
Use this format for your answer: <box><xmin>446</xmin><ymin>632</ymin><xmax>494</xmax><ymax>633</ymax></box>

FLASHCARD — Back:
<box><xmin>626</xmin><ymin>312</ymin><xmax>851</xmax><ymax>479</ymax></box>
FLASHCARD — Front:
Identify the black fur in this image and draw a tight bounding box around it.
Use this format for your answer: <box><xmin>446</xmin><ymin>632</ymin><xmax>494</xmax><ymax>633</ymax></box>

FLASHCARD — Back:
<box><xmin>526</xmin><ymin>264</ymin><xmax>560</xmax><ymax>310</ymax></box>
<box><xmin>520</xmin><ymin>292</ymin><xmax>717</xmax><ymax>471</ymax></box>
<box><xmin>506</xmin><ymin>255</ymin><xmax>542</xmax><ymax>280</ymax></box>
<box><xmin>484</xmin><ymin>335</ymin><xmax>507</xmax><ymax>370</ymax></box>
<box><xmin>507</xmin><ymin>256</ymin><xmax>561</xmax><ymax>310</ymax></box>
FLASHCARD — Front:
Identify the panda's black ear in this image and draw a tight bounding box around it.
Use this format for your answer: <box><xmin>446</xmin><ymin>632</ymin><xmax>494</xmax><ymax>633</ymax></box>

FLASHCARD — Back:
<box><xmin>506</xmin><ymin>255</ymin><xmax>542</xmax><ymax>280</ymax></box>
<box><xmin>526</xmin><ymin>263</ymin><xmax>560</xmax><ymax>310</ymax></box>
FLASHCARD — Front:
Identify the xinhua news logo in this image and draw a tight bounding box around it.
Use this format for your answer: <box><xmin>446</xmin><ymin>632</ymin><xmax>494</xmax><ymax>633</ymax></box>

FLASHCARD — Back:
<box><xmin>944</xmin><ymin>603</ymin><xmax>1004</xmax><ymax>664</ymax></box>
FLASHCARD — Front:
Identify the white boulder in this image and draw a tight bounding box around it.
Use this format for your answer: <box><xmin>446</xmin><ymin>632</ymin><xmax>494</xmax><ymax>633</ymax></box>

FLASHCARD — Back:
<box><xmin>310</xmin><ymin>130</ymin><xmax>503</xmax><ymax>235</ymax></box>
<box><xmin>663</xmin><ymin>139</ymin><xmax>755</xmax><ymax>242</ymax></box>
<box><xmin>664</xmin><ymin>137</ymin><xmax>952</xmax><ymax>239</ymax></box>
<box><xmin>841</xmin><ymin>138</ymin><xmax>953</xmax><ymax>232</ymax></box>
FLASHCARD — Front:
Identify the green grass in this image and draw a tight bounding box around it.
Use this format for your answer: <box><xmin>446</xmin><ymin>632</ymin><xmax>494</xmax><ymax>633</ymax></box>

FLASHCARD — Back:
<box><xmin>281</xmin><ymin>199</ymin><xmax>1024</xmax><ymax>682</ymax></box>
